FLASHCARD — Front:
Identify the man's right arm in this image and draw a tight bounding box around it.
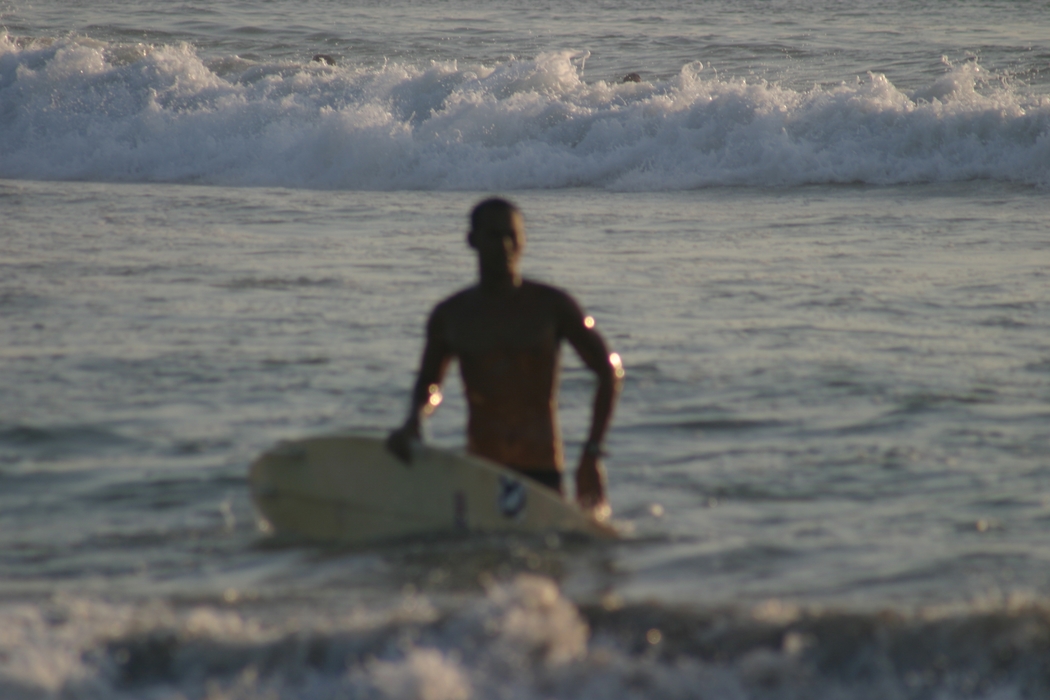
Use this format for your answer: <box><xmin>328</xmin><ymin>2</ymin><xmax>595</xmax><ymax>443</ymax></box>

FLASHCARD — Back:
<box><xmin>386</xmin><ymin>306</ymin><xmax>453</xmax><ymax>462</ymax></box>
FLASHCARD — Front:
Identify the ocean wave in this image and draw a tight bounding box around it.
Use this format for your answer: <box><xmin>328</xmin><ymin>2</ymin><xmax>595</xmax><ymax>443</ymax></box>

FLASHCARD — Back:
<box><xmin>2</xmin><ymin>575</ymin><xmax>1049</xmax><ymax>700</ymax></box>
<box><xmin>2</xmin><ymin>35</ymin><xmax>1049</xmax><ymax>191</ymax></box>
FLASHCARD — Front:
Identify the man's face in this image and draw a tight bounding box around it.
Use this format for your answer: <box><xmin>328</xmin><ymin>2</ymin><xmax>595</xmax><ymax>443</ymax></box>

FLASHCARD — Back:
<box><xmin>471</xmin><ymin>212</ymin><xmax>525</xmax><ymax>275</ymax></box>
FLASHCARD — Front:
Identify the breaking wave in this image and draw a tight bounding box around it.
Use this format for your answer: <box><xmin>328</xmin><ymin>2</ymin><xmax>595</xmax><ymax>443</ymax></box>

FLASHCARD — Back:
<box><xmin>3</xmin><ymin>574</ymin><xmax>1049</xmax><ymax>699</ymax></box>
<box><xmin>2</xmin><ymin>35</ymin><xmax>1049</xmax><ymax>190</ymax></box>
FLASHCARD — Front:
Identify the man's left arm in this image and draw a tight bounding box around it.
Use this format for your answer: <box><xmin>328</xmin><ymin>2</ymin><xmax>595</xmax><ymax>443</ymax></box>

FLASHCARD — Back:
<box><xmin>558</xmin><ymin>295</ymin><xmax>624</xmax><ymax>518</ymax></box>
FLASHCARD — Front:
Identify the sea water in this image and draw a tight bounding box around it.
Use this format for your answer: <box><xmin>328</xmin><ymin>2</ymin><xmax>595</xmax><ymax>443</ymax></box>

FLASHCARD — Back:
<box><xmin>1</xmin><ymin>1</ymin><xmax>1049</xmax><ymax>698</ymax></box>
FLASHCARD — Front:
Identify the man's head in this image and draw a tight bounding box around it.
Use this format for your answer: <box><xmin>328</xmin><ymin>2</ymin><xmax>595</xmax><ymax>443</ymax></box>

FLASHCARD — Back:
<box><xmin>468</xmin><ymin>198</ymin><xmax>525</xmax><ymax>284</ymax></box>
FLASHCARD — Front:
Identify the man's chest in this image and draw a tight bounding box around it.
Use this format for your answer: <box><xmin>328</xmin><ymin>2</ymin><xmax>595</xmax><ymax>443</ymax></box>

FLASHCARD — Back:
<box><xmin>443</xmin><ymin>301</ymin><xmax>558</xmax><ymax>354</ymax></box>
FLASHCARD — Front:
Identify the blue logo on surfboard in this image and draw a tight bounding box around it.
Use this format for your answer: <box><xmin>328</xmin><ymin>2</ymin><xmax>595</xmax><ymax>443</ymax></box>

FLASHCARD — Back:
<box><xmin>498</xmin><ymin>476</ymin><xmax>526</xmax><ymax>518</ymax></box>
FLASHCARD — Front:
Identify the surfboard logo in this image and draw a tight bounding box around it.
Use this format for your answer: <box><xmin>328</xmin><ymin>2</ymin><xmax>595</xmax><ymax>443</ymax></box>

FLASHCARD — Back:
<box><xmin>498</xmin><ymin>475</ymin><xmax>527</xmax><ymax>518</ymax></box>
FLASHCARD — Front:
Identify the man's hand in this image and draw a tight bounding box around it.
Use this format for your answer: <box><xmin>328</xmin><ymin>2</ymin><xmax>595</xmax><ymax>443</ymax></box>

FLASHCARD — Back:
<box><xmin>575</xmin><ymin>453</ymin><xmax>611</xmax><ymax>521</ymax></box>
<box><xmin>385</xmin><ymin>423</ymin><xmax>420</xmax><ymax>464</ymax></box>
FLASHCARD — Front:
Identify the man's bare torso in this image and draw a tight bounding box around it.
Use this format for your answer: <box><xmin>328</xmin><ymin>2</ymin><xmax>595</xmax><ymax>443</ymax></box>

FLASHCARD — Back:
<box><xmin>433</xmin><ymin>280</ymin><xmax>569</xmax><ymax>471</ymax></box>
<box><xmin>388</xmin><ymin>197</ymin><xmax>620</xmax><ymax>512</ymax></box>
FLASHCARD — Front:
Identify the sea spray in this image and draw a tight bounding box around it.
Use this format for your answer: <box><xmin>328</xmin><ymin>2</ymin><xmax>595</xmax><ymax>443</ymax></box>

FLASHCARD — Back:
<box><xmin>2</xmin><ymin>36</ymin><xmax>1048</xmax><ymax>190</ymax></box>
<box><xmin>2</xmin><ymin>575</ymin><xmax>1049</xmax><ymax>699</ymax></box>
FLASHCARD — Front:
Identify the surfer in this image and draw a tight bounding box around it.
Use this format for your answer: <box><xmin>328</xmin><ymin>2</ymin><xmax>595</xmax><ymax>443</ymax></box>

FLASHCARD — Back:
<box><xmin>386</xmin><ymin>198</ymin><xmax>624</xmax><ymax>518</ymax></box>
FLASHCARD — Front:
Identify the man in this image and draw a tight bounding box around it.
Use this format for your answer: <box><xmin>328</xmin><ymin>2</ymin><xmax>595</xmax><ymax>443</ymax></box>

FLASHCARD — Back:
<box><xmin>386</xmin><ymin>198</ymin><xmax>624</xmax><ymax>518</ymax></box>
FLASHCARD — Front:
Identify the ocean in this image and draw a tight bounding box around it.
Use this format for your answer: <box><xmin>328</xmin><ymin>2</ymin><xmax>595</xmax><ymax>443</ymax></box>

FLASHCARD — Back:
<box><xmin>2</xmin><ymin>1</ymin><xmax>1049</xmax><ymax>698</ymax></box>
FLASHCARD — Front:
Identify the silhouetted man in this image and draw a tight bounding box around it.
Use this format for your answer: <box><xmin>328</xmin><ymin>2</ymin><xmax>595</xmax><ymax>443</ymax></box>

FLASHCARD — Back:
<box><xmin>386</xmin><ymin>198</ymin><xmax>623</xmax><ymax>518</ymax></box>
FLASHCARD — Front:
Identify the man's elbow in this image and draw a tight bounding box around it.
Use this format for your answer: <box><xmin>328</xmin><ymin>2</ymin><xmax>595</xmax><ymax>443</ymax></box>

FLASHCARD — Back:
<box><xmin>601</xmin><ymin>351</ymin><xmax>625</xmax><ymax>394</ymax></box>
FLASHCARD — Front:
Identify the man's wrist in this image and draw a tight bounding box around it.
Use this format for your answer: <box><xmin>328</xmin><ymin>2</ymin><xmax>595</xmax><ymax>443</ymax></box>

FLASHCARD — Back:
<box><xmin>582</xmin><ymin>440</ymin><xmax>605</xmax><ymax>457</ymax></box>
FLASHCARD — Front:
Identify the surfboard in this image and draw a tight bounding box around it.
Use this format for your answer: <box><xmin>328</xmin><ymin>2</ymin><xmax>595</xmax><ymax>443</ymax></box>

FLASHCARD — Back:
<box><xmin>249</xmin><ymin>434</ymin><xmax>620</xmax><ymax>544</ymax></box>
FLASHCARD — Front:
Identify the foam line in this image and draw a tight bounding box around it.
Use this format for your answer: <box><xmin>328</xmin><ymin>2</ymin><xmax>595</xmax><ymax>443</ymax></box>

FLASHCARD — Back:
<box><xmin>2</xmin><ymin>36</ymin><xmax>1048</xmax><ymax>189</ymax></box>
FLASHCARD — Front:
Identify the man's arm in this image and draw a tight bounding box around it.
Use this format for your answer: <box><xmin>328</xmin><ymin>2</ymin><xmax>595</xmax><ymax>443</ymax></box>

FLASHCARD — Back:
<box><xmin>558</xmin><ymin>295</ymin><xmax>624</xmax><ymax>517</ymax></box>
<box><xmin>386</xmin><ymin>307</ymin><xmax>453</xmax><ymax>462</ymax></box>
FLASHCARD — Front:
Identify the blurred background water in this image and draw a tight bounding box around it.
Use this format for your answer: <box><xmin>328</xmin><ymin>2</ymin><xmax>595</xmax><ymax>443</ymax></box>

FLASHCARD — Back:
<box><xmin>2</xmin><ymin>1</ymin><xmax>1049</xmax><ymax>698</ymax></box>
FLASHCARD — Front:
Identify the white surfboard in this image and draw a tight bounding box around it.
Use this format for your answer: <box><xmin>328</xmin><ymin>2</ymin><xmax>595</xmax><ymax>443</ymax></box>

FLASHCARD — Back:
<box><xmin>249</xmin><ymin>434</ymin><xmax>619</xmax><ymax>544</ymax></box>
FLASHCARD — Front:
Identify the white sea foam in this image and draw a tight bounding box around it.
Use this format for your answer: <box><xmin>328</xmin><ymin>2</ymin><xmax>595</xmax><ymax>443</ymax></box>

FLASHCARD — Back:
<box><xmin>1</xmin><ymin>575</ymin><xmax>1047</xmax><ymax>700</ymax></box>
<box><xmin>2</xmin><ymin>35</ymin><xmax>1048</xmax><ymax>190</ymax></box>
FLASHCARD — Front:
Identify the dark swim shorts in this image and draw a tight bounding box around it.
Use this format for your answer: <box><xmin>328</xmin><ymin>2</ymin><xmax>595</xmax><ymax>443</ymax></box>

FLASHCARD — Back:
<box><xmin>510</xmin><ymin>467</ymin><xmax>563</xmax><ymax>494</ymax></box>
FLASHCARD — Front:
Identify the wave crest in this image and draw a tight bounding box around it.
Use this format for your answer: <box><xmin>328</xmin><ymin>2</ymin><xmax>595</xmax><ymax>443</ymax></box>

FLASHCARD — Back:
<box><xmin>2</xmin><ymin>35</ymin><xmax>1048</xmax><ymax>190</ymax></box>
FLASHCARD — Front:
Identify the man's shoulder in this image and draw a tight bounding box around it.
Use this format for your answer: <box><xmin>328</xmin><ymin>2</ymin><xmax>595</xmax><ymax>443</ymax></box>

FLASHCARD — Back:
<box><xmin>434</xmin><ymin>285</ymin><xmax>481</xmax><ymax>311</ymax></box>
<box><xmin>432</xmin><ymin>280</ymin><xmax>582</xmax><ymax>321</ymax></box>
<box><xmin>436</xmin><ymin>280</ymin><xmax>575</xmax><ymax>303</ymax></box>
<box><xmin>429</xmin><ymin>286</ymin><xmax>484</xmax><ymax>326</ymax></box>
<box><xmin>524</xmin><ymin>279</ymin><xmax>587</xmax><ymax>318</ymax></box>
<box><xmin>520</xmin><ymin>278</ymin><xmax>576</xmax><ymax>304</ymax></box>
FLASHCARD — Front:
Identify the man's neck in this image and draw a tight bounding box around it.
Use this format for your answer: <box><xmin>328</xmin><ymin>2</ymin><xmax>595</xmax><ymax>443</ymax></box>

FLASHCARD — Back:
<box><xmin>478</xmin><ymin>266</ymin><xmax>522</xmax><ymax>291</ymax></box>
